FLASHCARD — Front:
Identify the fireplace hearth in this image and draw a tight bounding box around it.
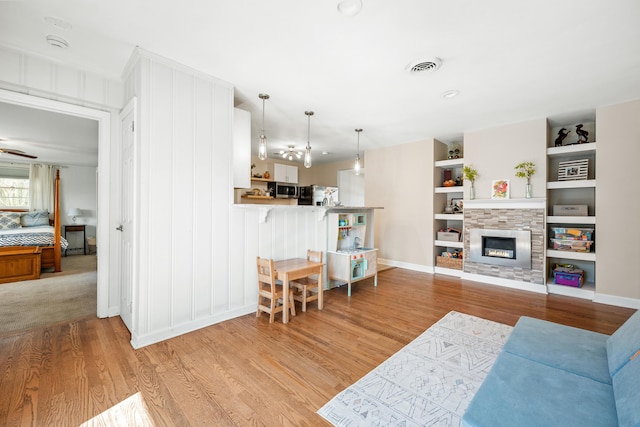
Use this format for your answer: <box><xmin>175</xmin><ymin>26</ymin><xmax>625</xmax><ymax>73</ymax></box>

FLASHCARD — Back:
<box><xmin>470</xmin><ymin>229</ymin><xmax>531</xmax><ymax>269</ymax></box>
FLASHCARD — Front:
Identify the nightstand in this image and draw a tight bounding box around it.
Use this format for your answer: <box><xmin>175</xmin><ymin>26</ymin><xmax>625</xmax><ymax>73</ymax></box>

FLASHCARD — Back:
<box><xmin>64</xmin><ymin>224</ymin><xmax>86</xmax><ymax>256</ymax></box>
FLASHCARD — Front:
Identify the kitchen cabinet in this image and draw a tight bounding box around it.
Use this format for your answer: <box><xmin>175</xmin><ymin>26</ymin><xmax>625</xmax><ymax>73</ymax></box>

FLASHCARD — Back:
<box><xmin>546</xmin><ymin>119</ymin><xmax>597</xmax><ymax>299</ymax></box>
<box><xmin>433</xmin><ymin>140</ymin><xmax>464</xmax><ymax>277</ymax></box>
<box><xmin>274</xmin><ymin>163</ymin><xmax>298</xmax><ymax>183</ymax></box>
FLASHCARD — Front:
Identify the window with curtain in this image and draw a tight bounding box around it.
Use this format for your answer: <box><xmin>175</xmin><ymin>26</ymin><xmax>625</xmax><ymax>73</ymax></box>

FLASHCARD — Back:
<box><xmin>0</xmin><ymin>177</ymin><xmax>29</xmax><ymax>208</ymax></box>
<box><xmin>0</xmin><ymin>163</ymin><xmax>30</xmax><ymax>208</ymax></box>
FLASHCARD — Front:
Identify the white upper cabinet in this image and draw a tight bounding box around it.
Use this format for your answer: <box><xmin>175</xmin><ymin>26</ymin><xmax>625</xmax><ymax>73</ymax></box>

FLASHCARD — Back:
<box><xmin>274</xmin><ymin>163</ymin><xmax>298</xmax><ymax>183</ymax></box>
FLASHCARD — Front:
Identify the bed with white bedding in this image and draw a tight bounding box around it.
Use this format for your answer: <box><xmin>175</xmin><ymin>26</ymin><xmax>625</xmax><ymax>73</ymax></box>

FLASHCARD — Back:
<box><xmin>0</xmin><ymin>225</ymin><xmax>68</xmax><ymax>249</ymax></box>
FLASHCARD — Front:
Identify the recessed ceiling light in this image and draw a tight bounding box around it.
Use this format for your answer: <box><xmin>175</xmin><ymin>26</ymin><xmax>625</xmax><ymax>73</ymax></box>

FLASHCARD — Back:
<box><xmin>442</xmin><ymin>90</ymin><xmax>460</xmax><ymax>99</ymax></box>
<box><xmin>322</xmin><ymin>151</ymin><xmax>330</xmax><ymax>155</ymax></box>
<box><xmin>406</xmin><ymin>57</ymin><xmax>442</xmax><ymax>74</ymax></box>
<box><xmin>46</xmin><ymin>35</ymin><xmax>69</xmax><ymax>49</ymax></box>
<box><xmin>337</xmin><ymin>0</ymin><xmax>362</xmax><ymax>16</ymax></box>
<box><xmin>44</xmin><ymin>16</ymin><xmax>72</xmax><ymax>30</ymax></box>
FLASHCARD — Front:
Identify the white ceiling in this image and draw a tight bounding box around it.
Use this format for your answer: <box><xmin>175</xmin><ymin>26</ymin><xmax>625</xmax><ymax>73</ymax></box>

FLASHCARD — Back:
<box><xmin>0</xmin><ymin>101</ymin><xmax>98</xmax><ymax>167</ymax></box>
<box><xmin>1</xmin><ymin>0</ymin><xmax>639</xmax><ymax>165</ymax></box>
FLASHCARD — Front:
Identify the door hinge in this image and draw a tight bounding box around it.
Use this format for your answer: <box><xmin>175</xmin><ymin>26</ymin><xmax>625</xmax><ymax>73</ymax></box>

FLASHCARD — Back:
<box><xmin>130</xmin><ymin>121</ymin><xmax>135</xmax><ymax>132</ymax></box>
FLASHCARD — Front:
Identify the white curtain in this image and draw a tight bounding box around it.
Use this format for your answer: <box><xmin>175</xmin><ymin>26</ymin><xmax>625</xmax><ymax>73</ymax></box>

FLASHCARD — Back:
<box><xmin>28</xmin><ymin>164</ymin><xmax>54</xmax><ymax>213</ymax></box>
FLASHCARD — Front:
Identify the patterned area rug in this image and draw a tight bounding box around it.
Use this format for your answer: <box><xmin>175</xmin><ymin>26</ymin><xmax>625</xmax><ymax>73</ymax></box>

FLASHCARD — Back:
<box><xmin>318</xmin><ymin>311</ymin><xmax>513</xmax><ymax>426</ymax></box>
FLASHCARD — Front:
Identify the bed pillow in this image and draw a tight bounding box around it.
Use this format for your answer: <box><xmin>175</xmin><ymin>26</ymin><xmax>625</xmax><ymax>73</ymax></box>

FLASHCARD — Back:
<box><xmin>0</xmin><ymin>212</ymin><xmax>22</xmax><ymax>229</ymax></box>
<box><xmin>20</xmin><ymin>210</ymin><xmax>50</xmax><ymax>227</ymax></box>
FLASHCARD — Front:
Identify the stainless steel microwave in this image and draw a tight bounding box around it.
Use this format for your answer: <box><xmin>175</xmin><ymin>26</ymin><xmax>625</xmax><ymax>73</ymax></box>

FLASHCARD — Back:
<box><xmin>267</xmin><ymin>182</ymin><xmax>299</xmax><ymax>199</ymax></box>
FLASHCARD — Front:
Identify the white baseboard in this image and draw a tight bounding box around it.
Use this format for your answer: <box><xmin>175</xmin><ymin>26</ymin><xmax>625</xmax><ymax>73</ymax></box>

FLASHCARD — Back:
<box><xmin>130</xmin><ymin>305</ymin><xmax>256</xmax><ymax>349</ymax></box>
<box><xmin>593</xmin><ymin>293</ymin><xmax>640</xmax><ymax>309</ymax></box>
<box><xmin>378</xmin><ymin>258</ymin><xmax>433</xmax><ymax>273</ymax></box>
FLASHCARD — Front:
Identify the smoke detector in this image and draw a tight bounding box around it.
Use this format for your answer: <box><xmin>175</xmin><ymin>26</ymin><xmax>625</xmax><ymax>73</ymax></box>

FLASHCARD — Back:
<box><xmin>46</xmin><ymin>35</ymin><xmax>69</xmax><ymax>49</ymax></box>
<box><xmin>406</xmin><ymin>57</ymin><xmax>442</xmax><ymax>73</ymax></box>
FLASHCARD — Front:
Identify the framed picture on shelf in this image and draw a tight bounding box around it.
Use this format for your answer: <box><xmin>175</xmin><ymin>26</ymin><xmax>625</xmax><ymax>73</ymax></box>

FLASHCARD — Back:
<box><xmin>558</xmin><ymin>159</ymin><xmax>588</xmax><ymax>181</ymax></box>
<box><xmin>491</xmin><ymin>179</ymin><xmax>510</xmax><ymax>199</ymax></box>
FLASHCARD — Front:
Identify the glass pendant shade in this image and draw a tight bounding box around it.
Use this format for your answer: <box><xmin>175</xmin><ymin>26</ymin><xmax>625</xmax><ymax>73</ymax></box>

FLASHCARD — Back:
<box><xmin>304</xmin><ymin>111</ymin><xmax>314</xmax><ymax>168</ymax></box>
<box><xmin>258</xmin><ymin>135</ymin><xmax>267</xmax><ymax>160</ymax></box>
<box><xmin>354</xmin><ymin>128</ymin><xmax>363</xmax><ymax>175</ymax></box>
<box><xmin>304</xmin><ymin>145</ymin><xmax>312</xmax><ymax>168</ymax></box>
<box><xmin>258</xmin><ymin>93</ymin><xmax>269</xmax><ymax>160</ymax></box>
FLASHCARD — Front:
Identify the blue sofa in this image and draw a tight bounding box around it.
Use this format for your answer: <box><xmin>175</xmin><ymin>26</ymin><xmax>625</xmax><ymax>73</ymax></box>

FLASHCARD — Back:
<box><xmin>463</xmin><ymin>309</ymin><xmax>640</xmax><ymax>427</ymax></box>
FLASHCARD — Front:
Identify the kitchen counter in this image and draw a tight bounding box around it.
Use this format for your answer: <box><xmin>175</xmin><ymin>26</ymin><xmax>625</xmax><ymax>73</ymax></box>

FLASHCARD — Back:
<box><xmin>233</xmin><ymin>204</ymin><xmax>383</xmax><ymax>222</ymax></box>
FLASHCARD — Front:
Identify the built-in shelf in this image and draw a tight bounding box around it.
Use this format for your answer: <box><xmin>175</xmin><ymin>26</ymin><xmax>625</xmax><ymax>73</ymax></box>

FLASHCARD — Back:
<box><xmin>547</xmin><ymin>216</ymin><xmax>596</xmax><ymax>224</ymax></box>
<box><xmin>547</xmin><ymin>143</ymin><xmax>596</xmax><ymax>157</ymax></box>
<box><xmin>546</xmin><ymin>249</ymin><xmax>596</xmax><ymax>262</ymax></box>
<box><xmin>547</xmin><ymin>282</ymin><xmax>595</xmax><ymax>300</ymax></box>
<box><xmin>250</xmin><ymin>177</ymin><xmax>273</xmax><ymax>182</ymax></box>
<box><xmin>435</xmin><ymin>213</ymin><xmax>464</xmax><ymax>220</ymax></box>
<box><xmin>434</xmin><ymin>240</ymin><xmax>464</xmax><ymax>249</ymax></box>
<box><xmin>434</xmin><ymin>266</ymin><xmax>464</xmax><ymax>277</ymax></box>
<box><xmin>547</xmin><ymin>179</ymin><xmax>596</xmax><ymax>190</ymax></box>
<box><xmin>434</xmin><ymin>158</ymin><xmax>464</xmax><ymax>168</ymax></box>
<box><xmin>435</xmin><ymin>186</ymin><xmax>464</xmax><ymax>193</ymax></box>
<box><xmin>241</xmin><ymin>195</ymin><xmax>273</xmax><ymax>199</ymax></box>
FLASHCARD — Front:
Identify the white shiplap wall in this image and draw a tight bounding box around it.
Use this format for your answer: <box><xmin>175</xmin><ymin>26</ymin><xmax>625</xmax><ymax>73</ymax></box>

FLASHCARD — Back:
<box><xmin>0</xmin><ymin>46</ymin><xmax>123</xmax><ymax>109</ymax></box>
<box><xmin>122</xmin><ymin>49</ymin><xmax>330</xmax><ymax>348</ymax></box>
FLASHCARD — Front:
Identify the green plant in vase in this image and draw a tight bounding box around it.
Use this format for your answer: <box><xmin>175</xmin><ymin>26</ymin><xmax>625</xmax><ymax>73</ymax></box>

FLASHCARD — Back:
<box><xmin>462</xmin><ymin>165</ymin><xmax>478</xmax><ymax>200</ymax></box>
<box><xmin>515</xmin><ymin>161</ymin><xmax>536</xmax><ymax>198</ymax></box>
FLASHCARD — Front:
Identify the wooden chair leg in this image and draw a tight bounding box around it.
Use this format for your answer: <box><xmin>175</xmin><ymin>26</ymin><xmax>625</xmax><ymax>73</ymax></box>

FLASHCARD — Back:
<box><xmin>289</xmin><ymin>291</ymin><xmax>296</xmax><ymax>317</ymax></box>
<box><xmin>301</xmin><ymin>286</ymin><xmax>307</xmax><ymax>312</ymax></box>
<box><xmin>269</xmin><ymin>296</ymin><xmax>276</xmax><ymax>323</ymax></box>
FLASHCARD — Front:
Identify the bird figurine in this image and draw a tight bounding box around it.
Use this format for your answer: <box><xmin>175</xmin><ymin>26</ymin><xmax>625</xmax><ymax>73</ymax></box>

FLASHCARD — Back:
<box><xmin>554</xmin><ymin>128</ymin><xmax>570</xmax><ymax>147</ymax></box>
<box><xmin>575</xmin><ymin>124</ymin><xmax>589</xmax><ymax>144</ymax></box>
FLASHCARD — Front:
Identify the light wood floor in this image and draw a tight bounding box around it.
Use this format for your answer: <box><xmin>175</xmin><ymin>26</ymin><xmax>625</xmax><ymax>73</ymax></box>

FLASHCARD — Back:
<box><xmin>0</xmin><ymin>268</ymin><xmax>635</xmax><ymax>426</ymax></box>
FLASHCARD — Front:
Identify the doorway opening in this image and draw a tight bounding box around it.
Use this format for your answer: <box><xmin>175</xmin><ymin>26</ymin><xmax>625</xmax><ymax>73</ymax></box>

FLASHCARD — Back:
<box><xmin>0</xmin><ymin>88</ymin><xmax>112</xmax><ymax>318</ymax></box>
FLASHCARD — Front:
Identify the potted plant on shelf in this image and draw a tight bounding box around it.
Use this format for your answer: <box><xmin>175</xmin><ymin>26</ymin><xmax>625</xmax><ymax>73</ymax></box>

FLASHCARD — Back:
<box><xmin>462</xmin><ymin>165</ymin><xmax>479</xmax><ymax>200</ymax></box>
<box><xmin>515</xmin><ymin>161</ymin><xmax>536</xmax><ymax>198</ymax></box>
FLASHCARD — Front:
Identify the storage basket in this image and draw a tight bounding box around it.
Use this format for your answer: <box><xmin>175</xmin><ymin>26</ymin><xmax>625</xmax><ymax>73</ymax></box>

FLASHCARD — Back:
<box><xmin>550</xmin><ymin>238</ymin><xmax>593</xmax><ymax>252</ymax></box>
<box><xmin>436</xmin><ymin>256</ymin><xmax>463</xmax><ymax>270</ymax></box>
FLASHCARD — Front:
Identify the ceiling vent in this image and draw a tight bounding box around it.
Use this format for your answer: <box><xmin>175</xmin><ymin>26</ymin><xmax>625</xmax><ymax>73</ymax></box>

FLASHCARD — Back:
<box><xmin>46</xmin><ymin>35</ymin><xmax>69</xmax><ymax>49</ymax></box>
<box><xmin>406</xmin><ymin>57</ymin><xmax>442</xmax><ymax>74</ymax></box>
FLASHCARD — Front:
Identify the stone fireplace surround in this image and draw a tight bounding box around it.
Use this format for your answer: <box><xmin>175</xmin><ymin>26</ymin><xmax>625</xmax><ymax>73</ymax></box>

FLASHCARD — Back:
<box><xmin>463</xmin><ymin>200</ymin><xmax>545</xmax><ymax>292</ymax></box>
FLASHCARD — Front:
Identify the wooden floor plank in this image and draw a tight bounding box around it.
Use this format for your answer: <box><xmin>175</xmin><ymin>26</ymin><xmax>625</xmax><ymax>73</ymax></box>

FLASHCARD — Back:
<box><xmin>0</xmin><ymin>268</ymin><xmax>635</xmax><ymax>426</ymax></box>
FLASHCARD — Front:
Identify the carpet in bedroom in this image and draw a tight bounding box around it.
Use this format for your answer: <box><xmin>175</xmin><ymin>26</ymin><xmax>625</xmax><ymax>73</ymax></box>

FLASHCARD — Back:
<box><xmin>317</xmin><ymin>311</ymin><xmax>513</xmax><ymax>427</ymax></box>
<box><xmin>0</xmin><ymin>254</ymin><xmax>97</xmax><ymax>336</ymax></box>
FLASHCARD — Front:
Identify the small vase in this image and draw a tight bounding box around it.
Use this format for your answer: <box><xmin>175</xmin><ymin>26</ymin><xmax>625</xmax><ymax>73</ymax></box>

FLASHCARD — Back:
<box><xmin>469</xmin><ymin>184</ymin><xmax>476</xmax><ymax>200</ymax></box>
<box><xmin>525</xmin><ymin>182</ymin><xmax>532</xmax><ymax>199</ymax></box>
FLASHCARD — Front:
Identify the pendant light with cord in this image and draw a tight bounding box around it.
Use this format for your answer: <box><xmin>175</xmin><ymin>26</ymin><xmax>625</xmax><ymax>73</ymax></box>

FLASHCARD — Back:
<box><xmin>354</xmin><ymin>128</ymin><xmax>363</xmax><ymax>175</ymax></box>
<box><xmin>304</xmin><ymin>111</ymin><xmax>314</xmax><ymax>168</ymax></box>
<box><xmin>258</xmin><ymin>93</ymin><xmax>269</xmax><ymax>160</ymax></box>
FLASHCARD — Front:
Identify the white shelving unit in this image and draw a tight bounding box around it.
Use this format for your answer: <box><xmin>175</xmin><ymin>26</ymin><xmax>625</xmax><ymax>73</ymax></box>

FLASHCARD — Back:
<box><xmin>545</xmin><ymin>128</ymin><xmax>597</xmax><ymax>299</ymax></box>
<box><xmin>433</xmin><ymin>142</ymin><xmax>464</xmax><ymax>277</ymax></box>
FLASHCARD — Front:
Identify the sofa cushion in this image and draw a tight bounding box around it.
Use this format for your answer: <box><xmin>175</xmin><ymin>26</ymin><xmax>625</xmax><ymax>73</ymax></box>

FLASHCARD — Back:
<box><xmin>503</xmin><ymin>316</ymin><xmax>611</xmax><ymax>384</ymax></box>
<box><xmin>462</xmin><ymin>351</ymin><xmax>618</xmax><ymax>427</ymax></box>
<box><xmin>607</xmin><ymin>310</ymin><xmax>640</xmax><ymax>377</ymax></box>
<box><xmin>612</xmin><ymin>352</ymin><xmax>640</xmax><ymax>427</ymax></box>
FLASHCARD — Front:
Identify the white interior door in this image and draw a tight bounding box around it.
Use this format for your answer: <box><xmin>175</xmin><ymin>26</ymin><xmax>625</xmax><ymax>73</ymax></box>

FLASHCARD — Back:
<box><xmin>119</xmin><ymin>100</ymin><xmax>136</xmax><ymax>332</ymax></box>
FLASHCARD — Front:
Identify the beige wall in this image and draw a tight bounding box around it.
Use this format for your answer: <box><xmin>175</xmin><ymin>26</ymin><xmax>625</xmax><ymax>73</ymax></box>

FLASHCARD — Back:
<box><xmin>596</xmin><ymin>99</ymin><xmax>640</xmax><ymax>300</ymax></box>
<box><xmin>464</xmin><ymin>119</ymin><xmax>547</xmax><ymax>199</ymax></box>
<box><xmin>366</xmin><ymin>140</ymin><xmax>434</xmax><ymax>267</ymax></box>
<box><xmin>250</xmin><ymin>157</ymin><xmax>356</xmax><ymax>187</ymax></box>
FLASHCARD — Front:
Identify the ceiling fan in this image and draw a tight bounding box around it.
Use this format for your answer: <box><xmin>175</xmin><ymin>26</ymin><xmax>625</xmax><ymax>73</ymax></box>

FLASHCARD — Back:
<box><xmin>0</xmin><ymin>147</ymin><xmax>38</xmax><ymax>159</ymax></box>
<box><xmin>276</xmin><ymin>145</ymin><xmax>303</xmax><ymax>161</ymax></box>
